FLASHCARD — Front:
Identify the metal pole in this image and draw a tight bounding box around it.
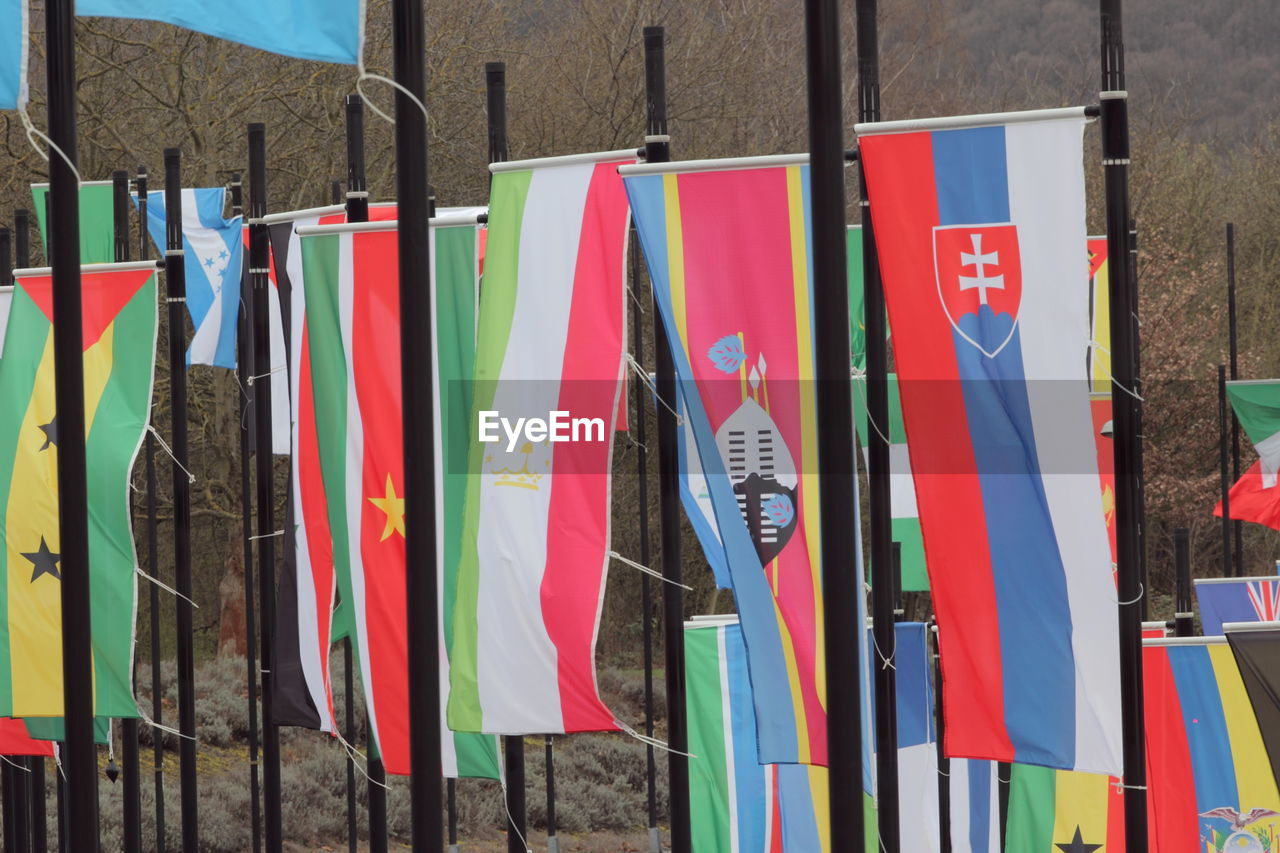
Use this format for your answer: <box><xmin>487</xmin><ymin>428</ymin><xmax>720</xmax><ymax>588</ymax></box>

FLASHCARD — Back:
<box><xmin>1219</xmin><ymin>364</ymin><xmax>1233</xmax><ymax>578</ymax></box>
<box><xmin>642</xmin><ymin>26</ymin><xmax>692</xmax><ymax>853</ymax></box>
<box><xmin>485</xmin><ymin>63</ymin><xmax>507</xmax><ymax>170</ymax></box>
<box><xmin>1127</xmin><ymin>219</ymin><xmax>1149</xmax><ymax>619</ymax></box>
<box><xmin>391</xmin><ymin>0</ymin><xmax>444</xmax><ymax>848</ymax></box>
<box><xmin>246</xmin><ymin>125</ymin><xmax>284</xmax><ymax>853</ymax></box>
<box><xmin>113</xmin><ymin>168</ymin><xmax>143</xmax><ymax>853</ymax></box>
<box><xmin>849</xmin><ymin>0</ymin><xmax>883</xmax><ymax>850</ymax></box>
<box><xmin>446</xmin><ymin>778</ymin><xmax>458</xmax><ymax>853</ymax></box>
<box><xmin>229</xmin><ymin>171</ymin><xmax>264</xmax><ymax>853</ymax></box>
<box><xmin>629</xmin><ymin>227</ymin><xmax>660</xmax><ymax>853</ymax></box>
<box><xmin>137</xmin><ymin>162</ymin><xmax>166</xmax><ymax>853</ymax></box>
<box><xmin>1099</xmin><ymin>0</ymin><xmax>1150</xmax><ymax>842</ymax></box>
<box><xmin>545</xmin><ymin>736</ymin><xmax>558</xmax><ymax>853</ymax></box>
<box><xmin>345</xmin><ymin>95</ymin><xmax>369</xmax><ymax>222</ymax></box>
<box><xmin>1174</xmin><ymin>528</ymin><xmax>1193</xmax><ymax>637</ymax></box>
<box><xmin>163</xmin><ymin>147</ymin><xmax>200</xmax><ymax>853</ymax></box>
<box><xmin>344</xmin><ymin>639</ymin><xmax>358</xmax><ymax>853</ymax></box>
<box><xmin>933</xmin><ymin>627</ymin><xmax>951</xmax><ymax>853</ymax></box>
<box><xmin>44</xmin><ymin>0</ymin><xmax>98</xmax><ymax>845</ymax></box>
<box><xmin>891</xmin><ymin>541</ymin><xmax>903</xmax><ymax>622</ymax></box>
<box><xmin>1227</xmin><ymin>223</ymin><xmax>1243</xmax><ymax>574</ymax></box>
<box><xmin>505</xmin><ymin>737</ymin><xmax>526</xmax><ymax>853</ymax></box>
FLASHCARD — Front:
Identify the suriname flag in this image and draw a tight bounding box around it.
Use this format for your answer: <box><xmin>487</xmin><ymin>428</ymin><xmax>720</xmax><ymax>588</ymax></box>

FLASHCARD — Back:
<box><xmin>0</xmin><ymin>261</ymin><xmax>157</xmax><ymax>718</ymax></box>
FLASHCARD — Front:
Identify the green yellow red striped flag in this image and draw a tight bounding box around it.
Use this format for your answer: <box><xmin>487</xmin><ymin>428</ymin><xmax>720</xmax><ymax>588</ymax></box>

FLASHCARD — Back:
<box><xmin>0</xmin><ymin>261</ymin><xmax>157</xmax><ymax>718</ymax></box>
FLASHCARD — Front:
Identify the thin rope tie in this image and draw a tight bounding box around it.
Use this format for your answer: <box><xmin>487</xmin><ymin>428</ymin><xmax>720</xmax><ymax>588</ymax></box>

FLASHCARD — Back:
<box><xmin>135</xmin><ymin>566</ymin><xmax>199</xmax><ymax>608</ymax></box>
<box><xmin>614</xmin><ymin>719</ymin><xmax>696</xmax><ymax>759</ymax></box>
<box><xmin>17</xmin><ymin>104</ymin><xmax>83</xmax><ymax>184</ymax></box>
<box><xmin>608</xmin><ymin>551</ymin><xmax>692</xmax><ymax>591</ymax></box>
<box><xmin>625</xmin><ymin>354</ymin><xmax>682</xmax><ymax>424</ymax></box>
<box><xmin>147</xmin><ymin>425</ymin><xmax>196</xmax><ymax>484</ymax></box>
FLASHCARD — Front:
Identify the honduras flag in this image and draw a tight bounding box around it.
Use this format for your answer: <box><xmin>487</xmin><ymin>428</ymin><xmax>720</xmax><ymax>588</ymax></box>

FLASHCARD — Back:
<box><xmin>138</xmin><ymin>188</ymin><xmax>242</xmax><ymax>369</ymax></box>
<box><xmin>76</xmin><ymin>0</ymin><xmax>360</xmax><ymax>65</ymax></box>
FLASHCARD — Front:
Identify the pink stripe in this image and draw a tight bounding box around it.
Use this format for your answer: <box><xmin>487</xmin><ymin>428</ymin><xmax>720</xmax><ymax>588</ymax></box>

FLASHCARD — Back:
<box><xmin>540</xmin><ymin>162</ymin><xmax>628</xmax><ymax>732</ymax></box>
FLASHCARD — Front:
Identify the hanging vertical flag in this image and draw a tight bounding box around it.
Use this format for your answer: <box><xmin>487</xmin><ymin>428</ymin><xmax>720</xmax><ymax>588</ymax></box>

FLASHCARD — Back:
<box><xmin>1086</xmin><ymin>237</ymin><xmax>1118</xmax><ymax>564</ymax></box>
<box><xmin>1225</xmin><ymin>622</ymin><xmax>1280</xmax><ymax>793</ymax></box>
<box><xmin>1196</xmin><ymin>576</ymin><xmax>1280</xmax><ymax>635</ymax></box>
<box><xmin>0</xmin><ymin>718</ymin><xmax>53</xmax><ymax>756</ymax></box>
<box><xmin>0</xmin><ymin>261</ymin><xmax>157</xmax><ymax>717</ymax></box>
<box><xmin>890</xmin><ymin>621</ymin><xmax>942</xmax><ymax>852</ymax></box>
<box><xmin>448</xmin><ymin>151</ymin><xmax>632</xmax><ymax>737</ymax></box>
<box><xmin>623</xmin><ymin>154</ymin><xmax>831</xmax><ymax>767</ymax></box>
<box><xmin>947</xmin><ymin>760</ymin><xmax>1001</xmax><ymax>853</ymax></box>
<box><xmin>76</xmin><ymin>0</ymin><xmax>362</xmax><ymax>64</ymax></box>
<box><xmin>138</xmin><ymin>188</ymin><xmax>243</xmax><ymax>370</ymax></box>
<box><xmin>1005</xmin><ymin>764</ymin><xmax>1125</xmax><ymax>853</ymax></box>
<box><xmin>241</xmin><ymin>225</ymin><xmax>289</xmax><ymax>454</ymax></box>
<box><xmin>297</xmin><ymin>215</ymin><xmax>498</xmax><ymax>777</ymax></box>
<box><xmin>857</xmin><ymin>108</ymin><xmax>1121</xmax><ymax>774</ymax></box>
<box><xmin>852</xmin><ymin>375</ymin><xmax>927</xmax><ymax>591</ymax></box>
<box><xmin>1215</xmin><ymin>380</ymin><xmax>1280</xmax><ymax>530</ymax></box>
<box><xmin>1144</xmin><ymin>635</ymin><xmax>1280</xmax><ymax>853</ymax></box>
<box><xmin>33</xmin><ymin>181</ymin><xmax>116</xmax><ymax>264</ymax></box>
<box><xmin>0</xmin><ymin>0</ymin><xmax>25</xmax><ymax>110</ymax></box>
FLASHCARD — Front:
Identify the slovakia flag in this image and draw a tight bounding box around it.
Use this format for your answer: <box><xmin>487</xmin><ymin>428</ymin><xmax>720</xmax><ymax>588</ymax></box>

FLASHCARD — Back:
<box><xmin>858</xmin><ymin>111</ymin><xmax>1123</xmax><ymax>775</ymax></box>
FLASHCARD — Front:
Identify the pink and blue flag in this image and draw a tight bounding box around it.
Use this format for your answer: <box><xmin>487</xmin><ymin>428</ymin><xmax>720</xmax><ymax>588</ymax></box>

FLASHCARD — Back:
<box><xmin>1195</xmin><ymin>576</ymin><xmax>1280</xmax><ymax>635</ymax></box>
<box><xmin>857</xmin><ymin>110</ymin><xmax>1122</xmax><ymax>775</ymax></box>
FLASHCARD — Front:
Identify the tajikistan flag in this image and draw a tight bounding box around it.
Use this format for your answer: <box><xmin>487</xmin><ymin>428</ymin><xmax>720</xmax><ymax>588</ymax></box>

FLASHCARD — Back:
<box><xmin>1217</xmin><ymin>380</ymin><xmax>1280</xmax><ymax>530</ymax></box>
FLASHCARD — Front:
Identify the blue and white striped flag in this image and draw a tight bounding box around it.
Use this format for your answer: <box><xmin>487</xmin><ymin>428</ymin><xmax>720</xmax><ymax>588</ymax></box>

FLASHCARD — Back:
<box><xmin>1</xmin><ymin>0</ymin><xmax>27</xmax><ymax>110</ymax></box>
<box><xmin>76</xmin><ymin>0</ymin><xmax>361</xmax><ymax>65</ymax></box>
<box><xmin>138</xmin><ymin>188</ymin><xmax>242</xmax><ymax>369</ymax></box>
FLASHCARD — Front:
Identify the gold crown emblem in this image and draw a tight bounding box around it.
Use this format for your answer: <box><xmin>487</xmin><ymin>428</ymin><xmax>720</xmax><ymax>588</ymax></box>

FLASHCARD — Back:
<box><xmin>489</xmin><ymin>442</ymin><xmax>547</xmax><ymax>490</ymax></box>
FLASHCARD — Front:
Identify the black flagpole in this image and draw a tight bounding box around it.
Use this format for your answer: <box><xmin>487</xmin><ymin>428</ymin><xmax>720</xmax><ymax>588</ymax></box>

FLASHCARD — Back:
<box><xmin>135</xmin><ymin>168</ymin><xmax>166</xmax><ymax>853</ymax></box>
<box><xmin>850</xmin><ymin>0</ymin><xmax>881</xmax><ymax>849</ymax></box>
<box><xmin>392</xmin><ymin>0</ymin><xmax>444</xmax><ymax>846</ymax></box>
<box><xmin>629</xmin><ymin>216</ymin><xmax>660</xmax><ymax>853</ymax></box>
<box><xmin>642</xmin><ymin>27</ymin><xmax>692</xmax><ymax>853</ymax></box>
<box><xmin>933</xmin><ymin>625</ymin><xmax>951</xmax><ymax>853</ymax></box>
<box><xmin>1099</xmin><ymin>0</ymin><xmax>1151</xmax><ymax>843</ymax></box>
<box><xmin>163</xmin><ymin>147</ymin><xmax>200</xmax><ymax>853</ymax></box>
<box><xmin>247</xmin><ymin>124</ymin><xmax>284</xmax><ymax>853</ymax></box>
<box><xmin>1127</xmin><ymin>219</ymin><xmax>1150</xmax><ymax>619</ymax></box>
<box><xmin>1219</xmin><ymin>364</ymin><xmax>1233</xmax><ymax>578</ymax></box>
<box><xmin>0</xmin><ymin>223</ymin><xmax>16</xmax><ymax>853</ymax></box>
<box><xmin>113</xmin><ymin>168</ymin><xmax>143</xmax><ymax>853</ymax></box>
<box><xmin>231</xmin><ymin>171</ymin><xmax>264</xmax><ymax>853</ymax></box>
<box><xmin>484</xmin><ymin>60</ymin><xmax>528</xmax><ymax>853</ymax></box>
<box><xmin>45</xmin><ymin>0</ymin><xmax>98</xmax><ymax>845</ymax></box>
<box><xmin>1174</xmin><ymin>528</ymin><xmax>1193</xmax><ymax>637</ymax></box>
<box><xmin>545</xmin><ymin>736</ymin><xmax>558</xmax><ymax>853</ymax></box>
<box><xmin>1227</xmin><ymin>223</ymin><xmax>1243</xmax><ymax>574</ymax></box>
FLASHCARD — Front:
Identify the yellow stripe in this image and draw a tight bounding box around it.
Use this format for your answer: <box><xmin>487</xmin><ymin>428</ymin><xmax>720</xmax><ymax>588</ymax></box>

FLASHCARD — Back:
<box><xmin>8</xmin><ymin>327</ymin><xmax>115</xmax><ymax>715</ymax></box>
<box><xmin>662</xmin><ymin>174</ymin><xmax>690</xmax><ymax>359</ymax></box>
<box><xmin>1209</xmin><ymin>644</ymin><xmax>1280</xmax><ymax>810</ymax></box>
<box><xmin>1051</xmin><ymin>770</ymin><xmax>1110</xmax><ymax>847</ymax></box>
<box><xmin>808</xmin><ymin>766</ymin><xmax>831</xmax><ymax>853</ymax></box>
<box><xmin>773</xmin><ymin>593</ymin><xmax>810</xmax><ymax>763</ymax></box>
<box><xmin>1090</xmin><ymin>256</ymin><xmax>1111</xmax><ymax>394</ymax></box>
<box><xmin>785</xmin><ymin>165</ymin><xmax>825</xmax><ymax>714</ymax></box>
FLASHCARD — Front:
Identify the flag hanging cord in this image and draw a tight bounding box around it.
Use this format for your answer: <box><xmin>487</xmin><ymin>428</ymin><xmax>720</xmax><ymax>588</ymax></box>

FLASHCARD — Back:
<box><xmin>136</xmin><ymin>702</ymin><xmax>195</xmax><ymax>742</ymax></box>
<box><xmin>135</xmin><ymin>566</ymin><xmax>200</xmax><ymax>608</ymax></box>
<box><xmin>0</xmin><ymin>756</ymin><xmax>31</xmax><ymax>772</ymax></box>
<box><xmin>614</xmin><ymin>719</ymin><xmax>697</xmax><ymax>759</ymax></box>
<box><xmin>1088</xmin><ymin>338</ymin><xmax>1145</xmax><ymax>401</ymax></box>
<box><xmin>608</xmin><ymin>550</ymin><xmax>693</xmax><ymax>591</ymax></box>
<box><xmin>1115</xmin><ymin>581</ymin><xmax>1144</xmax><ymax>607</ymax></box>
<box><xmin>851</xmin><ymin>366</ymin><xmax>893</xmax><ymax>447</ymax></box>
<box><xmin>354</xmin><ymin>58</ymin><xmax>428</xmax><ymax>127</ymax></box>
<box><xmin>16</xmin><ymin>104</ymin><xmax>83</xmax><ymax>185</ymax></box>
<box><xmin>499</xmin><ymin>782</ymin><xmax>534</xmax><ymax>853</ymax></box>
<box><xmin>245</xmin><ymin>364</ymin><xmax>286</xmax><ymax>386</ymax></box>
<box><xmin>333</xmin><ymin>729</ymin><xmax>391</xmax><ymax>790</ymax></box>
<box><xmin>1111</xmin><ymin>779</ymin><xmax>1146</xmax><ymax>792</ymax></box>
<box><xmin>624</xmin><ymin>354</ymin><xmax>682</xmax><ymax>425</ymax></box>
<box><xmin>866</xmin><ymin>584</ymin><xmax>897</xmax><ymax>671</ymax></box>
<box><xmin>249</xmin><ymin>530</ymin><xmax>284</xmax><ymax>542</ymax></box>
<box><xmin>147</xmin><ymin>425</ymin><xmax>196</xmax><ymax>484</ymax></box>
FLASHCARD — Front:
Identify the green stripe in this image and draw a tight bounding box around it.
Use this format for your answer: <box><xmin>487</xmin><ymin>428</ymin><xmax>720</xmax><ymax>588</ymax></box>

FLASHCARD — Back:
<box><xmin>848</xmin><ymin>225</ymin><xmax>865</xmax><ymax>371</ymax></box>
<box><xmin>435</xmin><ymin>224</ymin><xmax>499</xmax><ymax>778</ymax></box>
<box><xmin>892</xmin><ymin>517</ymin><xmax>927</xmax><ymax>592</ymax></box>
<box><xmin>31</xmin><ymin>184</ymin><xmax>116</xmax><ymax>264</ymax></box>
<box><xmin>1005</xmin><ymin>763</ymin><xmax>1057</xmax><ymax>852</ymax></box>
<box><xmin>0</xmin><ymin>290</ymin><xmax>51</xmax><ymax>710</ymax></box>
<box><xmin>1227</xmin><ymin>381</ymin><xmax>1280</xmax><ymax>449</ymax></box>
<box><xmin>685</xmin><ymin>625</ymin><xmax>731</xmax><ymax>852</ymax></box>
<box><xmin>448</xmin><ymin>168</ymin><xmax>533</xmax><ymax>732</ymax></box>
<box><xmin>84</xmin><ymin>276</ymin><xmax>156</xmax><ymax>717</ymax></box>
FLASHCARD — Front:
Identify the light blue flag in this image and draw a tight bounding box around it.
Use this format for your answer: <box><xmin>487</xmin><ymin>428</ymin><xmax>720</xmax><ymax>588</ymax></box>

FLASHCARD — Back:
<box><xmin>137</xmin><ymin>188</ymin><xmax>243</xmax><ymax>368</ymax></box>
<box><xmin>76</xmin><ymin>0</ymin><xmax>361</xmax><ymax>65</ymax></box>
<box><xmin>1</xmin><ymin>0</ymin><xmax>26</xmax><ymax>109</ymax></box>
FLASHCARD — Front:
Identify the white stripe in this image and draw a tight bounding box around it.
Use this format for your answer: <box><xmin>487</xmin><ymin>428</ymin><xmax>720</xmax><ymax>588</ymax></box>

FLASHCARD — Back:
<box><xmin>898</xmin><ymin>743</ymin><xmax>941</xmax><ymax>852</ymax></box>
<box><xmin>717</xmin><ymin>627</ymin><xmax>739</xmax><ymax>853</ymax></box>
<box><xmin>1254</xmin><ymin>429</ymin><xmax>1280</xmax><ymax>488</ymax></box>
<box><xmin>183</xmin><ymin>189</ymin><xmax>233</xmax><ymax>366</ymax></box>
<box><xmin>0</xmin><ymin>288</ymin><xmax>11</xmax><ymax>355</ymax></box>
<box><xmin>1004</xmin><ymin>118</ymin><xmax>1123</xmax><ymax>775</ymax></box>
<box><xmin>949</xmin><ymin>758</ymin><xmax>972</xmax><ymax>851</ymax></box>
<box><xmin>856</xmin><ymin>106</ymin><xmax>1090</xmax><ymax>136</ymax></box>
<box><xmin>473</xmin><ymin>163</ymin><xmax>595</xmax><ymax>733</ymax></box>
<box><xmin>888</xmin><ymin>442</ymin><xmax>919</xmax><ymax>519</ymax></box>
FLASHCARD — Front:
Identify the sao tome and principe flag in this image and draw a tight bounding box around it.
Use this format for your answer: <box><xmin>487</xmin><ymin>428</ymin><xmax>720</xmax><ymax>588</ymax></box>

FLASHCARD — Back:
<box><xmin>1215</xmin><ymin>380</ymin><xmax>1280</xmax><ymax>530</ymax></box>
<box><xmin>0</xmin><ymin>260</ymin><xmax>157</xmax><ymax>718</ymax></box>
<box><xmin>857</xmin><ymin>109</ymin><xmax>1122</xmax><ymax>775</ymax></box>
<box><xmin>623</xmin><ymin>155</ymin><xmax>834</xmax><ymax>768</ymax></box>
<box><xmin>448</xmin><ymin>151</ymin><xmax>632</xmax><ymax>737</ymax></box>
<box><xmin>297</xmin><ymin>214</ymin><xmax>498</xmax><ymax>777</ymax></box>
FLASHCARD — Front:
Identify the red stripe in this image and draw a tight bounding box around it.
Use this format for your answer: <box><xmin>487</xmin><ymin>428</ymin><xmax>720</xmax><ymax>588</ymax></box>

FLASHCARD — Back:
<box><xmin>1216</xmin><ymin>460</ymin><xmax>1280</xmax><ymax>530</ymax></box>
<box><xmin>0</xmin><ymin>719</ymin><xmax>54</xmax><ymax>756</ymax></box>
<box><xmin>859</xmin><ymin>132</ymin><xmax>1013</xmax><ymax>760</ymax></box>
<box><xmin>540</xmin><ymin>162</ymin><xmax>628</xmax><ymax>731</ymax></box>
<box><xmin>351</xmin><ymin>229</ymin><xmax>411</xmax><ymax>773</ymax></box>
<box><xmin>1141</xmin><ymin>645</ymin><xmax>1199</xmax><ymax>853</ymax></box>
<box><xmin>22</xmin><ymin>269</ymin><xmax>151</xmax><ymax>349</ymax></box>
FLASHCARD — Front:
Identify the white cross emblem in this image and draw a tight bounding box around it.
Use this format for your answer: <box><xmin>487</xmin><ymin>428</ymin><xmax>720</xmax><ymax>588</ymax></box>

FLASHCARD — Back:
<box><xmin>958</xmin><ymin>233</ymin><xmax>1004</xmax><ymax>305</ymax></box>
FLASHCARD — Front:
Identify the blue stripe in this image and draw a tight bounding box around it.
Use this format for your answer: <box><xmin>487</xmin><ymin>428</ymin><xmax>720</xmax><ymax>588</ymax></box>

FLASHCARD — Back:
<box><xmin>932</xmin><ymin>126</ymin><xmax>1009</xmax><ymax>224</ymax></box>
<box><xmin>724</xmin><ymin>625</ymin><xmax>766</xmax><ymax>853</ymax></box>
<box><xmin>777</xmin><ymin>764</ymin><xmax>822</xmax><ymax>852</ymax></box>
<box><xmin>677</xmin><ymin>389</ymin><xmax>732</xmax><ymax>588</ymax></box>
<box><xmin>894</xmin><ymin>623</ymin><xmax>933</xmax><ymax>748</ymax></box>
<box><xmin>967</xmin><ymin>760</ymin><xmax>992</xmax><ymax>852</ymax></box>
<box><xmin>624</xmin><ymin>173</ymin><xmax>801</xmax><ymax>763</ymax></box>
<box><xmin>0</xmin><ymin>0</ymin><xmax>21</xmax><ymax>109</ymax></box>
<box><xmin>1167</xmin><ymin>644</ymin><xmax>1239</xmax><ymax>816</ymax></box>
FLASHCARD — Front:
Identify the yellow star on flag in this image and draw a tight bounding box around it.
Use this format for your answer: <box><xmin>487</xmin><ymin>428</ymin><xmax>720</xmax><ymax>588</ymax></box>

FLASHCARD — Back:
<box><xmin>368</xmin><ymin>474</ymin><xmax>406</xmax><ymax>541</ymax></box>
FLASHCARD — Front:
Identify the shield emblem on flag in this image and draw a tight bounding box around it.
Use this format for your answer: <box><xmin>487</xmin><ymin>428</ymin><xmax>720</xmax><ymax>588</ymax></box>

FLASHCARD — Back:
<box><xmin>933</xmin><ymin>223</ymin><xmax>1023</xmax><ymax>359</ymax></box>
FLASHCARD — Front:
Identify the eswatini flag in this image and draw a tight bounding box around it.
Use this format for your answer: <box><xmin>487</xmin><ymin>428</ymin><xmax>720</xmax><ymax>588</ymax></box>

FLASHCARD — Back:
<box><xmin>858</xmin><ymin>110</ymin><xmax>1122</xmax><ymax>775</ymax></box>
<box><xmin>623</xmin><ymin>156</ymin><xmax>828</xmax><ymax>766</ymax></box>
<box><xmin>0</xmin><ymin>261</ymin><xmax>157</xmax><ymax>717</ymax></box>
<box><xmin>297</xmin><ymin>216</ymin><xmax>498</xmax><ymax>777</ymax></box>
<box><xmin>447</xmin><ymin>151</ymin><xmax>632</xmax><ymax>736</ymax></box>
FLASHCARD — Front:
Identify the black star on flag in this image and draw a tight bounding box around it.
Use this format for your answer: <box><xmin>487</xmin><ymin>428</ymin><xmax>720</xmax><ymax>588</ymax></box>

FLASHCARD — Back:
<box><xmin>1056</xmin><ymin>826</ymin><xmax>1103</xmax><ymax>853</ymax></box>
<box><xmin>22</xmin><ymin>537</ymin><xmax>61</xmax><ymax>582</ymax></box>
<box><xmin>37</xmin><ymin>416</ymin><xmax>58</xmax><ymax>451</ymax></box>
